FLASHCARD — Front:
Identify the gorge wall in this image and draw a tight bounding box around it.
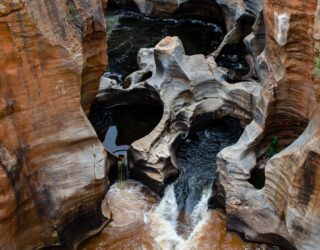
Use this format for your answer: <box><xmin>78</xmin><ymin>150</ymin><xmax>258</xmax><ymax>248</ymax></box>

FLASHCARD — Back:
<box><xmin>0</xmin><ymin>0</ymin><xmax>109</xmax><ymax>249</ymax></box>
<box><xmin>102</xmin><ymin>0</ymin><xmax>320</xmax><ymax>249</ymax></box>
<box><xmin>214</xmin><ymin>0</ymin><xmax>320</xmax><ymax>249</ymax></box>
<box><xmin>1</xmin><ymin>0</ymin><xmax>320</xmax><ymax>249</ymax></box>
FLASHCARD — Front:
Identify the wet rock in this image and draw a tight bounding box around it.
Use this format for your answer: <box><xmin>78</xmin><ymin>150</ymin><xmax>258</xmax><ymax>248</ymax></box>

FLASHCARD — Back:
<box><xmin>97</xmin><ymin>36</ymin><xmax>259</xmax><ymax>194</ymax></box>
<box><xmin>109</xmin><ymin>0</ymin><xmax>224</xmax><ymax>21</ymax></box>
<box><xmin>80</xmin><ymin>180</ymin><xmax>160</xmax><ymax>250</ymax></box>
<box><xmin>96</xmin><ymin>0</ymin><xmax>320</xmax><ymax>247</ymax></box>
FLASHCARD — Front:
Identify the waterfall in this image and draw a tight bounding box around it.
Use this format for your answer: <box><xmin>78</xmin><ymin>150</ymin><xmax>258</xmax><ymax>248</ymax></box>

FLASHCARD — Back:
<box><xmin>147</xmin><ymin>184</ymin><xmax>184</xmax><ymax>250</ymax></box>
<box><xmin>147</xmin><ymin>185</ymin><xmax>213</xmax><ymax>250</ymax></box>
<box><xmin>117</xmin><ymin>155</ymin><xmax>128</xmax><ymax>188</ymax></box>
<box><xmin>190</xmin><ymin>186</ymin><xmax>212</xmax><ymax>227</ymax></box>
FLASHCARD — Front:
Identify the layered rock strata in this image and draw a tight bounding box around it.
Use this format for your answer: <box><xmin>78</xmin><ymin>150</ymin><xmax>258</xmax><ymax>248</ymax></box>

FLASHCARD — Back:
<box><xmin>216</xmin><ymin>0</ymin><xmax>320</xmax><ymax>249</ymax></box>
<box><xmin>0</xmin><ymin>0</ymin><xmax>109</xmax><ymax>249</ymax></box>
<box><xmin>1</xmin><ymin>0</ymin><xmax>320</xmax><ymax>249</ymax></box>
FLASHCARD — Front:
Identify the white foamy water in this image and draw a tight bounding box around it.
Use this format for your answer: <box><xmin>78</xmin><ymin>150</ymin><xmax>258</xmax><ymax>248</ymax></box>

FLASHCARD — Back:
<box><xmin>146</xmin><ymin>185</ymin><xmax>213</xmax><ymax>250</ymax></box>
<box><xmin>191</xmin><ymin>186</ymin><xmax>212</xmax><ymax>227</ymax></box>
<box><xmin>147</xmin><ymin>184</ymin><xmax>184</xmax><ymax>250</ymax></box>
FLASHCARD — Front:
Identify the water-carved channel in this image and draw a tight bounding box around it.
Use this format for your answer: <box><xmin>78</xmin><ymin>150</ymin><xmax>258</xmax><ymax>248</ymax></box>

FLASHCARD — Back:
<box><xmin>82</xmin><ymin>119</ymin><xmax>254</xmax><ymax>249</ymax></box>
<box><xmin>104</xmin><ymin>8</ymin><xmax>249</xmax><ymax>84</ymax></box>
<box><xmin>83</xmin><ymin>7</ymin><xmax>270</xmax><ymax>250</ymax></box>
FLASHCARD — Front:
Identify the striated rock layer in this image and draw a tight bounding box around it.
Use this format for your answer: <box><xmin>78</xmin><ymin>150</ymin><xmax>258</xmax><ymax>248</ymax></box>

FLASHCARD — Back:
<box><xmin>215</xmin><ymin>0</ymin><xmax>320</xmax><ymax>249</ymax></box>
<box><xmin>94</xmin><ymin>35</ymin><xmax>260</xmax><ymax>193</ymax></box>
<box><xmin>216</xmin><ymin>1</ymin><xmax>320</xmax><ymax>249</ymax></box>
<box><xmin>0</xmin><ymin>0</ymin><xmax>109</xmax><ymax>249</ymax></box>
<box><xmin>1</xmin><ymin>0</ymin><xmax>320</xmax><ymax>249</ymax></box>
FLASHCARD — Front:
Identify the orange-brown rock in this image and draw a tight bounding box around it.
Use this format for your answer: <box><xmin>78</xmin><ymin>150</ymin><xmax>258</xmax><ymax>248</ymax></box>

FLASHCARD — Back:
<box><xmin>0</xmin><ymin>0</ymin><xmax>109</xmax><ymax>249</ymax></box>
<box><xmin>216</xmin><ymin>0</ymin><xmax>320</xmax><ymax>249</ymax></box>
<box><xmin>95</xmin><ymin>1</ymin><xmax>320</xmax><ymax>249</ymax></box>
<box><xmin>80</xmin><ymin>181</ymin><xmax>259</xmax><ymax>250</ymax></box>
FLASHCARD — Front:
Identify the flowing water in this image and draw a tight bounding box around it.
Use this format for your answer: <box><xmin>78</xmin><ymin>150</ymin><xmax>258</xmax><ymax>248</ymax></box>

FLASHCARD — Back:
<box><xmin>83</xmin><ymin>9</ymin><xmax>269</xmax><ymax>250</ymax></box>
<box><xmin>80</xmin><ymin>181</ymin><xmax>259</xmax><ymax>250</ymax></box>
<box><xmin>145</xmin><ymin>119</ymin><xmax>244</xmax><ymax>249</ymax></box>
<box><xmin>81</xmin><ymin>120</ymin><xmax>261</xmax><ymax>249</ymax></box>
<box><xmin>173</xmin><ymin>120</ymin><xmax>243</xmax><ymax>238</ymax></box>
<box><xmin>105</xmin><ymin>9</ymin><xmax>225</xmax><ymax>82</ymax></box>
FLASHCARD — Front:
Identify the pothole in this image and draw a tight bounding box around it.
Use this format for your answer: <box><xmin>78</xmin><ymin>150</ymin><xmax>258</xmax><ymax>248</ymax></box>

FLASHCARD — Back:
<box><xmin>89</xmin><ymin>102</ymin><xmax>163</xmax><ymax>157</ymax></box>
<box><xmin>171</xmin><ymin>117</ymin><xmax>243</xmax><ymax>239</ymax></box>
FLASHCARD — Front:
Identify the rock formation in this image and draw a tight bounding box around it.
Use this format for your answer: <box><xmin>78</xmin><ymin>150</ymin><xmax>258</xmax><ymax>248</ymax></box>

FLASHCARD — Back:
<box><xmin>1</xmin><ymin>0</ymin><xmax>320</xmax><ymax>249</ymax></box>
<box><xmin>94</xmin><ymin>35</ymin><xmax>260</xmax><ymax>193</ymax></box>
<box><xmin>216</xmin><ymin>1</ymin><xmax>320</xmax><ymax>249</ymax></box>
<box><xmin>95</xmin><ymin>0</ymin><xmax>320</xmax><ymax>249</ymax></box>
<box><xmin>0</xmin><ymin>0</ymin><xmax>109</xmax><ymax>249</ymax></box>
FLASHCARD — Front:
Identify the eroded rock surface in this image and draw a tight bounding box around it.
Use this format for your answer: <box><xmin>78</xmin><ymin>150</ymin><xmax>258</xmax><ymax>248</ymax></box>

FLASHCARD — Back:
<box><xmin>0</xmin><ymin>1</ymin><xmax>109</xmax><ymax>249</ymax></box>
<box><xmin>95</xmin><ymin>36</ymin><xmax>259</xmax><ymax>194</ymax></box>
<box><xmin>2</xmin><ymin>0</ymin><xmax>320</xmax><ymax>249</ymax></box>
<box><xmin>214</xmin><ymin>1</ymin><xmax>320</xmax><ymax>249</ymax></box>
<box><xmin>96</xmin><ymin>0</ymin><xmax>320</xmax><ymax>248</ymax></box>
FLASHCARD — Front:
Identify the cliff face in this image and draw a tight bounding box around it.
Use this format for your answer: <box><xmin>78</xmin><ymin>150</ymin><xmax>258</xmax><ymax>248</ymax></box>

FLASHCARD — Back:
<box><xmin>0</xmin><ymin>0</ymin><xmax>109</xmax><ymax>249</ymax></box>
<box><xmin>261</xmin><ymin>0</ymin><xmax>320</xmax><ymax>248</ymax></box>
<box><xmin>1</xmin><ymin>0</ymin><xmax>320</xmax><ymax>249</ymax></box>
<box><xmin>216</xmin><ymin>0</ymin><xmax>320</xmax><ymax>249</ymax></box>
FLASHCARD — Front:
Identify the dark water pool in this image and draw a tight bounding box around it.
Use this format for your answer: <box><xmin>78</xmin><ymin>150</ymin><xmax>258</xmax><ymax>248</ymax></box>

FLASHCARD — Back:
<box><xmin>174</xmin><ymin>118</ymin><xmax>243</xmax><ymax>214</ymax></box>
<box><xmin>89</xmin><ymin>104</ymin><xmax>163</xmax><ymax>156</ymax></box>
<box><xmin>105</xmin><ymin>9</ymin><xmax>225</xmax><ymax>82</ymax></box>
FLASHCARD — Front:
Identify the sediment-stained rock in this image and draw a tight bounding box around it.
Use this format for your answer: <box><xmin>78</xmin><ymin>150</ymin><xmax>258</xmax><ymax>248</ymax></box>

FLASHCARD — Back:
<box><xmin>0</xmin><ymin>0</ymin><xmax>109</xmax><ymax>249</ymax></box>
<box><xmin>2</xmin><ymin>0</ymin><xmax>319</xmax><ymax>248</ymax></box>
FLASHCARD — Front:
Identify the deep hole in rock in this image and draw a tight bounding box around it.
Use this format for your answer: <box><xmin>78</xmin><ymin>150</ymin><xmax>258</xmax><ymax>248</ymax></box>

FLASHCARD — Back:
<box><xmin>89</xmin><ymin>99</ymin><xmax>163</xmax><ymax>182</ymax></box>
<box><xmin>171</xmin><ymin>117</ymin><xmax>243</xmax><ymax>237</ymax></box>
<box><xmin>216</xmin><ymin>42</ymin><xmax>250</xmax><ymax>80</ymax></box>
<box><xmin>248</xmin><ymin>163</ymin><xmax>266</xmax><ymax>189</ymax></box>
<box><xmin>89</xmin><ymin>103</ymin><xmax>163</xmax><ymax>156</ymax></box>
<box><xmin>86</xmin><ymin>2</ymin><xmax>272</xmax><ymax>246</ymax></box>
<box><xmin>172</xmin><ymin>0</ymin><xmax>225</xmax><ymax>23</ymax></box>
<box><xmin>140</xmin><ymin>71</ymin><xmax>153</xmax><ymax>82</ymax></box>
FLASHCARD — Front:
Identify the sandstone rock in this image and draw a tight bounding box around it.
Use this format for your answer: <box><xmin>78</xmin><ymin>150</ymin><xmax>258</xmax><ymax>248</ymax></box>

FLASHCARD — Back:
<box><xmin>96</xmin><ymin>36</ymin><xmax>260</xmax><ymax>194</ymax></box>
<box><xmin>94</xmin><ymin>0</ymin><xmax>320</xmax><ymax>247</ymax></box>
<box><xmin>2</xmin><ymin>0</ymin><xmax>319</xmax><ymax>248</ymax></box>
<box><xmin>0</xmin><ymin>0</ymin><xmax>22</xmax><ymax>16</ymax></box>
<box><xmin>0</xmin><ymin>0</ymin><xmax>109</xmax><ymax>249</ymax></box>
<box><xmin>214</xmin><ymin>0</ymin><xmax>320</xmax><ymax>249</ymax></box>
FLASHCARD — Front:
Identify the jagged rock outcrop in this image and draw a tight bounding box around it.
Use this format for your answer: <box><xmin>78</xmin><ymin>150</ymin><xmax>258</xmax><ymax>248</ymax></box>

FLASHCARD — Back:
<box><xmin>108</xmin><ymin>0</ymin><xmax>264</xmax><ymax>81</ymax></box>
<box><xmin>212</xmin><ymin>0</ymin><xmax>263</xmax><ymax>54</ymax></box>
<box><xmin>0</xmin><ymin>0</ymin><xmax>109</xmax><ymax>249</ymax></box>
